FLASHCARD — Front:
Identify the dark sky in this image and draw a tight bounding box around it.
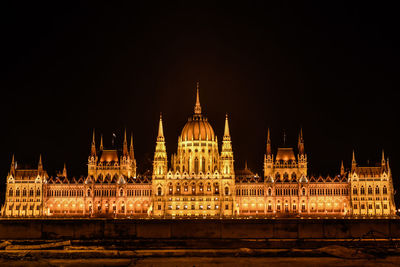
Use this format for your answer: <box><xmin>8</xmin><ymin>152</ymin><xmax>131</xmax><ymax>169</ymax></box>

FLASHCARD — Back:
<box><xmin>1</xmin><ymin>2</ymin><xmax>399</xmax><ymax>202</ymax></box>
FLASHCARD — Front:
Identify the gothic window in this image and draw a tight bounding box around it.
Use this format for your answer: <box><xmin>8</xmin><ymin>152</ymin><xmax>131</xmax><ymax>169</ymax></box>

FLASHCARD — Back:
<box><xmin>214</xmin><ymin>184</ymin><xmax>219</xmax><ymax>194</ymax></box>
<box><xmin>8</xmin><ymin>189</ymin><xmax>13</xmax><ymax>197</ymax></box>
<box><xmin>202</xmin><ymin>158</ymin><xmax>206</xmax><ymax>173</ymax></box>
<box><xmin>87</xmin><ymin>189</ymin><xmax>91</xmax><ymax>197</ymax></box>
<box><xmin>225</xmin><ymin>187</ymin><xmax>229</xmax><ymax>195</ymax></box>
<box><xmin>368</xmin><ymin>186</ymin><xmax>373</xmax><ymax>195</ymax></box>
<box><xmin>22</xmin><ymin>188</ymin><xmax>27</xmax><ymax>197</ymax></box>
<box><xmin>184</xmin><ymin>184</ymin><xmax>188</xmax><ymax>192</ymax></box>
<box><xmin>292</xmin><ymin>173</ymin><xmax>297</xmax><ymax>180</ymax></box>
<box><xmin>36</xmin><ymin>189</ymin><xmax>40</xmax><ymax>196</ymax></box>
<box><xmin>268</xmin><ymin>188</ymin><xmax>272</xmax><ymax>196</ymax></box>
<box><xmin>375</xmin><ymin>186</ymin><xmax>380</xmax><ymax>194</ymax></box>
<box><xmin>157</xmin><ymin>187</ymin><xmax>161</xmax><ymax>196</ymax></box>
<box><xmin>176</xmin><ymin>185</ymin><xmax>181</xmax><ymax>193</ymax></box>
<box><xmin>353</xmin><ymin>187</ymin><xmax>358</xmax><ymax>195</ymax></box>
<box><xmin>194</xmin><ymin>158</ymin><xmax>199</xmax><ymax>174</ymax></box>
<box><xmin>207</xmin><ymin>184</ymin><xmax>211</xmax><ymax>192</ymax></box>
<box><xmin>302</xmin><ymin>188</ymin><xmax>306</xmax><ymax>196</ymax></box>
<box><xmin>283</xmin><ymin>173</ymin><xmax>289</xmax><ymax>180</ymax></box>
<box><xmin>192</xmin><ymin>184</ymin><xmax>196</xmax><ymax>194</ymax></box>
<box><xmin>169</xmin><ymin>185</ymin><xmax>173</xmax><ymax>195</ymax></box>
<box><xmin>360</xmin><ymin>186</ymin><xmax>365</xmax><ymax>195</ymax></box>
<box><xmin>383</xmin><ymin>186</ymin><xmax>388</xmax><ymax>194</ymax></box>
<box><xmin>275</xmin><ymin>173</ymin><xmax>281</xmax><ymax>181</ymax></box>
<box><xmin>29</xmin><ymin>189</ymin><xmax>34</xmax><ymax>197</ymax></box>
<box><xmin>199</xmin><ymin>183</ymin><xmax>204</xmax><ymax>192</ymax></box>
<box><xmin>120</xmin><ymin>189</ymin><xmax>124</xmax><ymax>197</ymax></box>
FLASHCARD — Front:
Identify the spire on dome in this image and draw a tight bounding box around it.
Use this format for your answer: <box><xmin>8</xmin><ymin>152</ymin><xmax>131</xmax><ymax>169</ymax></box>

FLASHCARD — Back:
<box><xmin>224</xmin><ymin>114</ymin><xmax>230</xmax><ymax>137</ymax></box>
<box><xmin>194</xmin><ymin>81</ymin><xmax>202</xmax><ymax>115</ymax></box>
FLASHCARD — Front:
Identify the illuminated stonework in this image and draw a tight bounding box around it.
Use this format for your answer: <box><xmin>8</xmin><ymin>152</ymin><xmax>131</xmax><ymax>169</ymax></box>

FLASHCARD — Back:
<box><xmin>0</xmin><ymin>83</ymin><xmax>397</xmax><ymax>218</ymax></box>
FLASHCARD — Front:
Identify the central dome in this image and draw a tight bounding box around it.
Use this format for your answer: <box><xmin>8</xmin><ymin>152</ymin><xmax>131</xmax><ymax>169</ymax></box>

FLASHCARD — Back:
<box><xmin>180</xmin><ymin>82</ymin><xmax>215</xmax><ymax>142</ymax></box>
<box><xmin>181</xmin><ymin>115</ymin><xmax>215</xmax><ymax>141</ymax></box>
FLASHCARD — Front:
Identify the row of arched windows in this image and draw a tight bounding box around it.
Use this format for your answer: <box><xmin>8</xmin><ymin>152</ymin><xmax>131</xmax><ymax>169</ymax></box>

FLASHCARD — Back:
<box><xmin>352</xmin><ymin>185</ymin><xmax>387</xmax><ymax>195</ymax></box>
<box><xmin>8</xmin><ymin>188</ymin><xmax>40</xmax><ymax>197</ymax></box>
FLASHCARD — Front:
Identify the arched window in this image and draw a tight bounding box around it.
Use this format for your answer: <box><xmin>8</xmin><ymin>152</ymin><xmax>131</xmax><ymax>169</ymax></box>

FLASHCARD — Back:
<box><xmin>207</xmin><ymin>184</ymin><xmax>211</xmax><ymax>192</ymax></box>
<box><xmin>194</xmin><ymin>158</ymin><xmax>199</xmax><ymax>174</ymax></box>
<box><xmin>192</xmin><ymin>184</ymin><xmax>196</xmax><ymax>194</ymax></box>
<box><xmin>176</xmin><ymin>185</ymin><xmax>181</xmax><ymax>193</ymax></box>
<box><xmin>120</xmin><ymin>189</ymin><xmax>124</xmax><ymax>197</ymax></box>
<box><xmin>292</xmin><ymin>173</ymin><xmax>297</xmax><ymax>180</ymax></box>
<box><xmin>353</xmin><ymin>187</ymin><xmax>358</xmax><ymax>195</ymax></box>
<box><xmin>214</xmin><ymin>184</ymin><xmax>219</xmax><ymax>194</ymax></box>
<box><xmin>157</xmin><ymin>187</ymin><xmax>162</xmax><ymax>196</ymax></box>
<box><xmin>275</xmin><ymin>173</ymin><xmax>281</xmax><ymax>181</ymax></box>
<box><xmin>225</xmin><ymin>187</ymin><xmax>229</xmax><ymax>195</ymax></box>
<box><xmin>29</xmin><ymin>189</ymin><xmax>34</xmax><ymax>197</ymax></box>
<box><xmin>383</xmin><ymin>186</ymin><xmax>388</xmax><ymax>194</ymax></box>
<box><xmin>202</xmin><ymin>158</ymin><xmax>206</xmax><ymax>173</ymax></box>
<box><xmin>283</xmin><ymin>173</ymin><xmax>289</xmax><ymax>180</ymax></box>
<box><xmin>368</xmin><ymin>186</ymin><xmax>372</xmax><ymax>195</ymax></box>
<box><xmin>268</xmin><ymin>188</ymin><xmax>272</xmax><ymax>196</ymax></box>
<box><xmin>302</xmin><ymin>188</ymin><xmax>306</xmax><ymax>196</ymax></box>
<box><xmin>375</xmin><ymin>186</ymin><xmax>380</xmax><ymax>195</ymax></box>
<box><xmin>360</xmin><ymin>186</ymin><xmax>365</xmax><ymax>195</ymax></box>
<box><xmin>22</xmin><ymin>188</ymin><xmax>27</xmax><ymax>197</ymax></box>
<box><xmin>36</xmin><ymin>189</ymin><xmax>40</xmax><ymax>196</ymax></box>
<box><xmin>16</xmin><ymin>188</ymin><xmax>20</xmax><ymax>197</ymax></box>
<box><xmin>169</xmin><ymin>185</ymin><xmax>173</xmax><ymax>195</ymax></box>
<box><xmin>87</xmin><ymin>188</ymin><xmax>91</xmax><ymax>197</ymax></box>
<box><xmin>8</xmin><ymin>189</ymin><xmax>13</xmax><ymax>197</ymax></box>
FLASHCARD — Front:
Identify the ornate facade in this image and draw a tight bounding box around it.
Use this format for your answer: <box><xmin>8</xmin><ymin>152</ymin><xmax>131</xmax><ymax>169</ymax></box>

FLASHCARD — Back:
<box><xmin>1</xmin><ymin>83</ymin><xmax>397</xmax><ymax>218</ymax></box>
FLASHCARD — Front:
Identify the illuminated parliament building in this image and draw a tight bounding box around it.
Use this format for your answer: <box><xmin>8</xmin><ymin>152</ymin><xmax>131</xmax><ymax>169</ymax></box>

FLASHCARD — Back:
<box><xmin>1</xmin><ymin>84</ymin><xmax>397</xmax><ymax>218</ymax></box>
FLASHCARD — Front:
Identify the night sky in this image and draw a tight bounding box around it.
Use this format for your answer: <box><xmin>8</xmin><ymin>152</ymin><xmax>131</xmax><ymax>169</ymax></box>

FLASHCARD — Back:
<box><xmin>1</xmin><ymin>2</ymin><xmax>399</xmax><ymax>203</ymax></box>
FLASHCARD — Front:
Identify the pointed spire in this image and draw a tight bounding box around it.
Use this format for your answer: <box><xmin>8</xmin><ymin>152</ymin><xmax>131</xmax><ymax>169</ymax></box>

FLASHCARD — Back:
<box><xmin>63</xmin><ymin>163</ymin><xmax>67</xmax><ymax>178</ymax></box>
<box><xmin>381</xmin><ymin>149</ymin><xmax>386</xmax><ymax>166</ymax></box>
<box><xmin>100</xmin><ymin>134</ymin><xmax>103</xmax><ymax>151</ymax></box>
<box><xmin>245</xmin><ymin>160</ymin><xmax>248</xmax><ymax>170</ymax></box>
<box><xmin>340</xmin><ymin>160</ymin><xmax>345</xmax><ymax>175</ymax></box>
<box><xmin>158</xmin><ymin>113</ymin><xmax>164</xmax><ymax>138</ymax></box>
<box><xmin>91</xmin><ymin>129</ymin><xmax>96</xmax><ymax>156</ymax></box>
<box><xmin>224</xmin><ymin>113</ymin><xmax>230</xmax><ymax>137</ymax></box>
<box><xmin>10</xmin><ymin>154</ymin><xmax>15</xmax><ymax>175</ymax></box>
<box><xmin>351</xmin><ymin>150</ymin><xmax>356</xmax><ymax>170</ymax></box>
<box><xmin>38</xmin><ymin>154</ymin><xmax>43</xmax><ymax>171</ymax></box>
<box><xmin>266</xmin><ymin>128</ymin><xmax>271</xmax><ymax>156</ymax></box>
<box><xmin>123</xmin><ymin>128</ymin><xmax>128</xmax><ymax>156</ymax></box>
<box><xmin>130</xmin><ymin>132</ymin><xmax>135</xmax><ymax>160</ymax></box>
<box><xmin>298</xmin><ymin>128</ymin><xmax>305</xmax><ymax>155</ymax></box>
<box><xmin>194</xmin><ymin>81</ymin><xmax>202</xmax><ymax>115</ymax></box>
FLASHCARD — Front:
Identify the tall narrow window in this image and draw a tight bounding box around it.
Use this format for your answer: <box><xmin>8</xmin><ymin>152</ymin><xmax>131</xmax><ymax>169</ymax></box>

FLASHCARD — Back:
<box><xmin>202</xmin><ymin>158</ymin><xmax>206</xmax><ymax>173</ymax></box>
<box><xmin>383</xmin><ymin>186</ymin><xmax>388</xmax><ymax>194</ymax></box>
<box><xmin>194</xmin><ymin>158</ymin><xmax>199</xmax><ymax>174</ymax></box>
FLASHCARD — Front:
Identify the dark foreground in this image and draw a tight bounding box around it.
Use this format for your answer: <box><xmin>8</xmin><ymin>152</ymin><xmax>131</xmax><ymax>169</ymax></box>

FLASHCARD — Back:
<box><xmin>1</xmin><ymin>257</ymin><xmax>400</xmax><ymax>267</ymax></box>
<box><xmin>1</xmin><ymin>218</ymin><xmax>400</xmax><ymax>266</ymax></box>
